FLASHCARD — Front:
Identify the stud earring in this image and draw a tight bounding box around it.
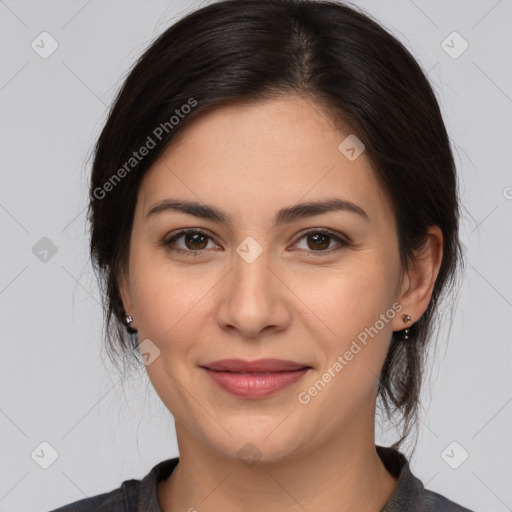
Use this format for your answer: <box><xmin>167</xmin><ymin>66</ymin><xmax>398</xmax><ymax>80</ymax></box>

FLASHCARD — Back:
<box><xmin>124</xmin><ymin>315</ymin><xmax>138</xmax><ymax>334</ymax></box>
<box><xmin>398</xmin><ymin>314</ymin><xmax>413</xmax><ymax>340</ymax></box>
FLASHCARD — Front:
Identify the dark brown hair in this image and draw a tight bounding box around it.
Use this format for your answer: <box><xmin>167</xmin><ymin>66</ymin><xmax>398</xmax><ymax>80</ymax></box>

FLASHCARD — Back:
<box><xmin>88</xmin><ymin>0</ymin><xmax>463</xmax><ymax>453</ymax></box>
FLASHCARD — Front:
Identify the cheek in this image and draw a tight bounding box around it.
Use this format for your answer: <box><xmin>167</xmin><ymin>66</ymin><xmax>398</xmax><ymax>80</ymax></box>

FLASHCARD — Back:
<box><xmin>291</xmin><ymin>251</ymin><xmax>400</xmax><ymax>411</ymax></box>
<box><xmin>128</xmin><ymin>256</ymin><xmax>214</xmax><ymax>422</ymax></box>
<box><xmin>292</xmin><ymin>252</ymin><xmax>399</xmax><ymax>342</ymax></box>
<box><xmin>128</xmin><ymin>245</ymin><xmax>221</xmax><ymax>353</ymax></box>
<box><xmin>132</xmin><ymin>276</ymin><xmax>204</xmax><ymax>341</ymax></box>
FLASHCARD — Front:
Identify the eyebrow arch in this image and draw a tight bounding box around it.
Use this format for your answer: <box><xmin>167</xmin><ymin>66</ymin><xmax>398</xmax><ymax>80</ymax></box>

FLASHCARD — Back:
<box><xmin>145</xmin><ymin>197</ymin><xmax>369</xmax><ymax>227</ymax></box>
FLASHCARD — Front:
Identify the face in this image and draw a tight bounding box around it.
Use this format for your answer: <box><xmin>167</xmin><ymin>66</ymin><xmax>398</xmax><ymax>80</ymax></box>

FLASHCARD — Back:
<box><xmin>119</xmin><ymin>95</ymin><xmax>412</xmax><ymax>463</ymax></box>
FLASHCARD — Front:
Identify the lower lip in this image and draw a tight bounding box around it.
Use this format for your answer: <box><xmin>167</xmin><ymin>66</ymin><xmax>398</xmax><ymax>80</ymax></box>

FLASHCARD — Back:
<box><xmin>202</xmin><ymin>368</ymin><xmax>310</xmax><ymax>398</ymax></box>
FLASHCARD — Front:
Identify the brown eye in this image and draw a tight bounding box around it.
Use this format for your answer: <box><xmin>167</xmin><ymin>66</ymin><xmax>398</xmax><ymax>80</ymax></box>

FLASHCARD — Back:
<box><xmin>163</xmin><ymin>229</ymin><xmax>217</xmax><ymax>256</ymax></box>
<box><xmin>182</xmin><ymin>232</ymin><xmax>209</xmax><ymax>250</ymax></box>
<box><xmin>293</xmin><ymin>229</ymin><xmax>350</xmax><ymax>254</ymax></box>
<box><xmin>163</xmin><ymin>228</ymin><xmax>349</xmax><ymax>258</ymax></box>
<box><xmin>306</xmin><ymin>232</ymin><xmax>330</xmax><ymax>250</ymax></box>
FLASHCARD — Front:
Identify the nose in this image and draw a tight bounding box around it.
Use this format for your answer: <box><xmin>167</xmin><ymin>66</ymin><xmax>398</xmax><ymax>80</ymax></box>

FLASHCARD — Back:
<box><xmin>215</xmin><ymin>247</ymin><xmax>291</xmax><ymax>339</ymax></box>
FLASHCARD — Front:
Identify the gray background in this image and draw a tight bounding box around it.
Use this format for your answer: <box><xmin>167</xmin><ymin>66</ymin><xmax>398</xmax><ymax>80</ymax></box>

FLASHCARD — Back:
<box><xmin>1</xmin><ymin>0</ymin><xmax>511</xmax><ymax>510</ymax></box>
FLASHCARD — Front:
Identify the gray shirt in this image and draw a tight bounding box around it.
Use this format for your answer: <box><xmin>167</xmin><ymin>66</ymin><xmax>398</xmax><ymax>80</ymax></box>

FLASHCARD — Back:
<box><xmin>47</xmin><ymin>445</ymin><xmax>475</xmax><ymax>511</ymax></box>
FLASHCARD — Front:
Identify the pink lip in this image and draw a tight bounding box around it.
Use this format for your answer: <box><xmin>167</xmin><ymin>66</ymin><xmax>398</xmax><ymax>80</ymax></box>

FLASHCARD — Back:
<box><xmin>201</xmin><ymin>359</ymin><xmax>311</xmax><ymax>398</ymax></box>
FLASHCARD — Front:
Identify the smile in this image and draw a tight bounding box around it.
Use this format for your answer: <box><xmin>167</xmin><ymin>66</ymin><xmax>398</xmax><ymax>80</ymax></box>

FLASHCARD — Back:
<box><xmin>201</xmin><ymin>359</ymin><xmax>311</xmax><ymax>398</ymax></box>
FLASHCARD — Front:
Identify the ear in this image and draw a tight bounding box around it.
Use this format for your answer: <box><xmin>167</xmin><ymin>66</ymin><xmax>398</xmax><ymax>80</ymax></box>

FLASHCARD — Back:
<box><xmin>118</xmin><ymin>267</ymin><xmax>134</xmax><ymax>317</ymax></box>
<box><xmin>393</xmin><ymin>226</ymin><xmax>443</xmax><ymax>331</ymax></box>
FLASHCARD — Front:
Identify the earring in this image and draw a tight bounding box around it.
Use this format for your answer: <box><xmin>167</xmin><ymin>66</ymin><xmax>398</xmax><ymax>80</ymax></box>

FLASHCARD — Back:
<box><xmin>399</xmin><ymin>314</ymin><xmax>413</xmax><ymax>340</ymax></box>
<box><xmin>124</xmin><ymin>315</ymin><xmax>138</xmax><ymax>334</ymax></box>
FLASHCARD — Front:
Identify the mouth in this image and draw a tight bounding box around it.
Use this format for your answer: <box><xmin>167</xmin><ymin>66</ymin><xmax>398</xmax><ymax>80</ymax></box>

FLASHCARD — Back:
<box><xmin>200</xmin><ymin>359</ymin><xmax>312</xmax><ymax>398</ymax></box>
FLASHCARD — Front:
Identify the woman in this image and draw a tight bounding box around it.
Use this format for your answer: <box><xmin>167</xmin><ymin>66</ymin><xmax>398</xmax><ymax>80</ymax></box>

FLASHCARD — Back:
<box><xmin>50</xmin><ymin>0</ymin><xmax>474</xmax><ymax>510</ymax></box>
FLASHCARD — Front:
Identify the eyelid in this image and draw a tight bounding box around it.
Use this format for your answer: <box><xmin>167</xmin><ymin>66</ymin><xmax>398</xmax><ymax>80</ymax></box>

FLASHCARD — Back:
<box><xmin>162</xmin><ymin>228</ymin><xmax>218</xmax><ymax>254</ymax></box>
<box><xmin>162</xmin><ymin>227</ymin><xmax>351</xmax><ymax>256</ymax></box>
<box><xmin>290</xmin><ymin>228</ymin><xmax>350</xmax><ymax>255</ymax></box>
<box><xmin>293</xmin><ymin>227</ymin><xmax>351</xmax><ymax>244</ymax></box>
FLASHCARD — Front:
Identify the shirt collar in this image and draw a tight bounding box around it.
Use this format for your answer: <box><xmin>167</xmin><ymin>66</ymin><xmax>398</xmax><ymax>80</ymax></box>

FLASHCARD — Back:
<box><xmin>135</xmin><ymin>445</ymin><xmax>423</xmax><ymax>512</ymax></box>
<box><xmin>377</xmin><ymin>444</ymin><xmax>424</xmax><ymax>511</ymax></box>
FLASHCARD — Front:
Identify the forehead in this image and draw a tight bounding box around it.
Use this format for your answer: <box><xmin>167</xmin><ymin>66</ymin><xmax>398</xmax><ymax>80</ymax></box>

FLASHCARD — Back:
<box><xmin>139</xmin><ymin>95</ymin><xmax>393</xmax><ymax>227</ymax></box>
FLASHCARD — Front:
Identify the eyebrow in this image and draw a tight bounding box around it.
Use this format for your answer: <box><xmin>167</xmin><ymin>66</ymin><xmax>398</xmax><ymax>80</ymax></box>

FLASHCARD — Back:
<box><xmin>145</xmin><ymin>197</ymin><xmax>369</xmax><ymax>226</ymax></box>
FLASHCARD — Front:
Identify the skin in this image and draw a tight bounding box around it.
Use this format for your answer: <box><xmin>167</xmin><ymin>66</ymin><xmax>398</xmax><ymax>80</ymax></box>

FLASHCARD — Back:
<box><xmin>119</xmin><ymin>95</ymin><xmax>443</xmax><ymax>512</ymax></box>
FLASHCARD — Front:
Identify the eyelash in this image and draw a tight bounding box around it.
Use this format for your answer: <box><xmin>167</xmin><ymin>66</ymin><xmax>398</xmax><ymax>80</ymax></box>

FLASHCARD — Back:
<box><xmin>161</xmin><ymin>228</ymin><xmax>350</xmax><ymax>258</ymax></box>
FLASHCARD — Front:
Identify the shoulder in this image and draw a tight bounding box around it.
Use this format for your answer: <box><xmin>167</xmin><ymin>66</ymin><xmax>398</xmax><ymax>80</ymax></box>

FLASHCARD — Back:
<box><xmin>46</xmin><ymin>481</ymin><xmax>135</xmax><ymax>511</ymax></box>
<box><xmin>421</xmin><ymin>487</ymin><xmax>475</xmax><ymax>511</ymax></box>
<box><xmin>376</xmin><ymin>445</ymin><xmax>476</xmax><ymax>512</ymax></box>
<box><xmin>46</xmin><ymin>457</ymin><xmax>180</xmax><ymax>512</ymax></box>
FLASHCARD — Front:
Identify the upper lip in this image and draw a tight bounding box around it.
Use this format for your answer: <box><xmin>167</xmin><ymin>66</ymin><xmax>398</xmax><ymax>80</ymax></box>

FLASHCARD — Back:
<box><xmin>202</xmin><ymin>358</ymin><xmax>310</xmax><ymax>373</ymax></box>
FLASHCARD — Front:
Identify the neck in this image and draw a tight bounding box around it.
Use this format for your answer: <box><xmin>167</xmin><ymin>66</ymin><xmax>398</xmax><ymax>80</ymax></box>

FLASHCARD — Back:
<box><xmin>158</xmin><ymin>422</ymin><xmax>398</xmax><ymax>512</ymax></box>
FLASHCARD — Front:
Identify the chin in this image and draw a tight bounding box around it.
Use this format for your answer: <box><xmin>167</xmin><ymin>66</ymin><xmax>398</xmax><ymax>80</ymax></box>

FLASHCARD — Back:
<box><xmin>199</xmin><ymin>418</ymin><xmax>309</xmax><ymax>467</ymax></box>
